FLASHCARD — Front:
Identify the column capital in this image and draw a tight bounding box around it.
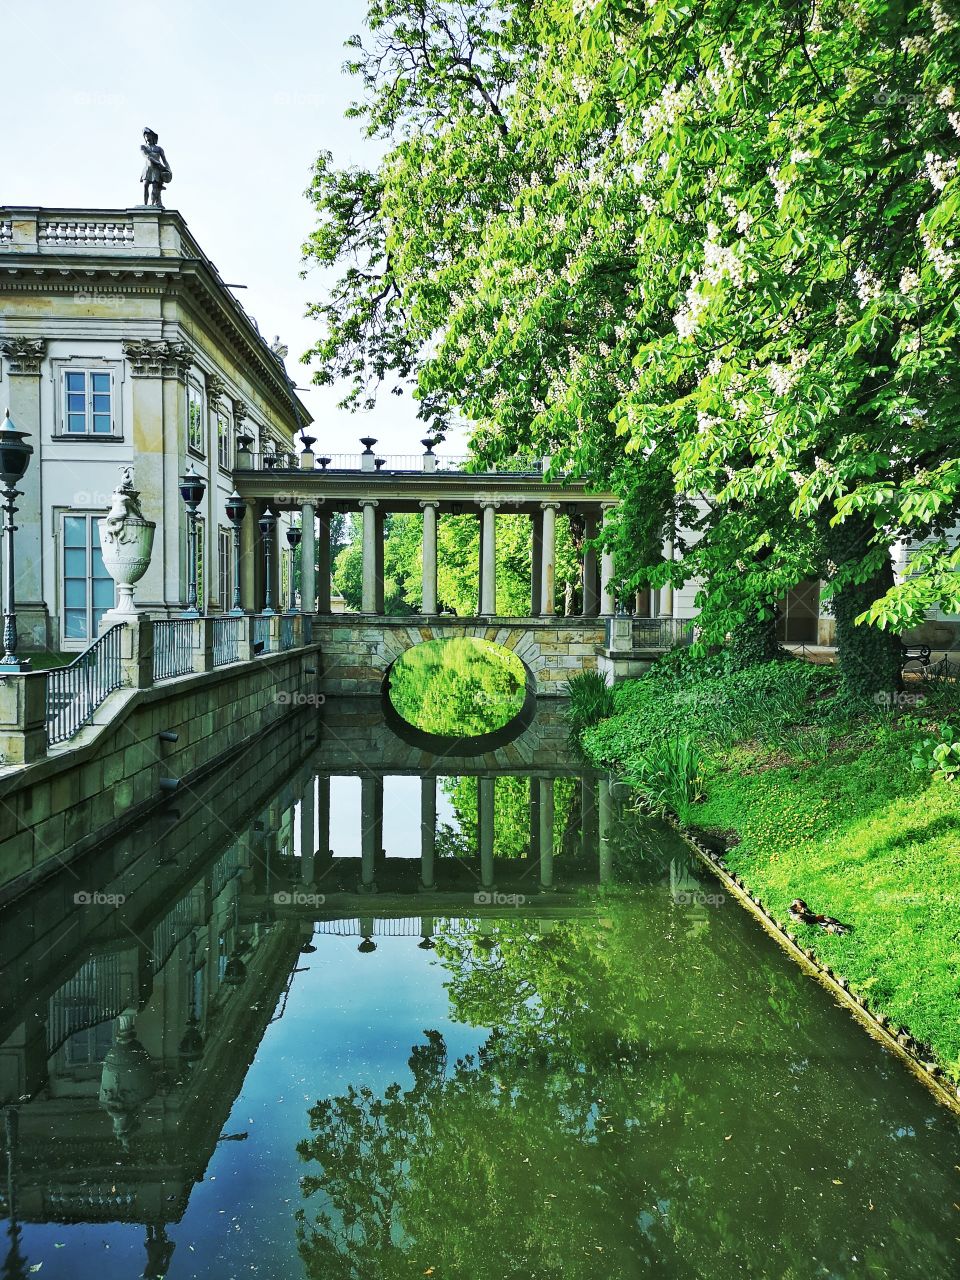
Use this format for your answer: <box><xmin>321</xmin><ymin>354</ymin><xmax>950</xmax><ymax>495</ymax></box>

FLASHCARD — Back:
<box><xmin>600</xmin><ymin>499</ymin><xmax>619</xmax><ymax>514</ymax></box>
<box><xmin>477</xmin><ymin>498</ymin><xmax>501</xmax><ymax>510</ymax></box>
<box><xmin>358</xmin><ymin>496</ymin><xmax>380</xmax><ymax>509</ymax></box>
<box><xmin>205</xmin><ymin>370</ymin><xmax>227</xmax><ymax>406</ymax></box>
<box><xmin>0</xmin><ymin>336</ymin><xmax>47</xmax><ymax>376</ymax></box>
<box><xmin>122</xmin><ymin>337</ymin><xmax>193</xmax><ymax>380</ymax></box>
<box><xmin>418</xmin><ymin>499</ymin><xmax>440</xmax><ymax>510</ymax></box>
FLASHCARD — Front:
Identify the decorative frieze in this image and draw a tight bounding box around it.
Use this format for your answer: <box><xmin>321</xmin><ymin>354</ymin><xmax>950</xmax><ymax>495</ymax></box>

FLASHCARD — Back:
<box><xmin>122</xmin><ymin>338</ymin><xmax>193</xmax><ymax>379</ymax></box>
<box><xmin>0</xmin><ymin>336</ymin><xmax>47</xmax><ymax>376</ymax></box>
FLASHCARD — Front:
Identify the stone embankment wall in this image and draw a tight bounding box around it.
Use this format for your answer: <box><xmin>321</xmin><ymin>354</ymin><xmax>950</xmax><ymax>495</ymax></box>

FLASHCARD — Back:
<box><xmin>0</xmin><ymin>644</ymin><xmax>322</xmax><ymax>905</ymax></box>
<box><xmin>313</xmin><ymin>617</ymin><xmax>606</xmax><ymax>697</ymax></box>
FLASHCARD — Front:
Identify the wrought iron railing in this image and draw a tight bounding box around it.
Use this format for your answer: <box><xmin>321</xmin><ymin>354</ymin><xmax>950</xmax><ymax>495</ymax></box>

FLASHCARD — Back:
<box><xmin>253</xmin><ymin>614</ymin><xmax>271</xmax><ymax>654</ymax></box>
<box><xmin>633</xmin><ymin>616</ymin><xmax>695</xmax><ymax>649</ymax></box>
<box><xmin>47</xmin><ymin>952</ymin><xmax>129</xmax><ymax>1055</ymax></box>
<box><xmin>279</xmin><ymin>615</ymin><xmax>295</xmax><ymax>651</ymax></box>
<box><xmin>46</xmin><ymin>624</ymin><xmax>124</xmax><ymax>745</ymax></box>
<box><xmin>153</xmin><ymin>618</ymin><xmax>195</xmax><ymax>681</ymax></box>
<box><xmin>212</xmin><ymin>615</ymin><xmax>244</xmax><ymax>666</ymax></box>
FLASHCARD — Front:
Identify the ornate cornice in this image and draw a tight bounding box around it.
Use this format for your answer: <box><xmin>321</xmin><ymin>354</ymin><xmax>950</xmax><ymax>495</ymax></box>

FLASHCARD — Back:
<box><xmin>205</xmin><ymin>371</ymin><xmax>227</xmax><ymax>406</ymax></box>
<box><xmin>0</xmin><ymin>336</ymin><xmax>47</xmax><ymax>375</ymax></box>
<box><xmin>122</xmin><ymin>338</ymin><xmax>193</xmax><ymax>380</ymax></box>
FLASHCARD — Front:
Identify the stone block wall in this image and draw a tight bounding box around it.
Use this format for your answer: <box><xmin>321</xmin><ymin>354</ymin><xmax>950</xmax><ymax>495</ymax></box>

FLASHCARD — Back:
<box><xmin>312</xmin><ymin>617</ymin><xmax>606</xmax><ymax>697</ymax></box>
<box><xmin>0</xmin><ymin>643</ymin><xmax>322</xmax><ymax>904</ymax></box>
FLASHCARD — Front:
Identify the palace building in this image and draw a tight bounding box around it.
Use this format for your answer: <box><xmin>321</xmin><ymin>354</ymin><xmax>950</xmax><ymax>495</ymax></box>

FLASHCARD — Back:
<box><xmin>0</xmin><ymin>205</ymin><xmax>308</xmax><ymax>651</ymax></box>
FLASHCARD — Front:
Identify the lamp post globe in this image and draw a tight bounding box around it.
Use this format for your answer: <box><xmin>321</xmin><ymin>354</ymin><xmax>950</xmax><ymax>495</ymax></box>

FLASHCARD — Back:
<box><xmin>285</xmin><ymin>524</ymin><xmax>302</xmax><ymax>614</ymax></box>
<box><xmin>0</xmin><ymin>410</ymin><xmax>34</xmax><ymax>672</ymax></box>
<box><xmin>178</xmin><ymin>465</ymin><xmax>206</xmax><ymax>617</ymax></box>
<box><xmin>258</xmin><ymin>507</ymin><xmax>278</xmax><ymax>616</ymax></box>
<box><xmin>225</xmin><ymin>490</ymin><xmax>248</xmax><ymax>614</ymax></box>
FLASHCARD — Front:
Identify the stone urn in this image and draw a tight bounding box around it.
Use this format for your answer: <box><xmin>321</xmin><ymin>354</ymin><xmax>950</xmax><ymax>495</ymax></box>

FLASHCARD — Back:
<box><xmin>98</xmin><ymin>467</ymin><xmax>156</xmax><ymax>613</ymax></box>
<box><xmin>98</xmin><ymin>1009</ymin><xmax>157</xmax><ymax>1149</ymax></box>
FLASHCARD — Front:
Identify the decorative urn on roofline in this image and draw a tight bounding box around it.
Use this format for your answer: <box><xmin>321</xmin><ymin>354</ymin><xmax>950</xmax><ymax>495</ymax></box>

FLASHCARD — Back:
<box><xmin>98</xmin><ymin>466</ymin><xmax>156</xmax><ymax>613</ymax></box>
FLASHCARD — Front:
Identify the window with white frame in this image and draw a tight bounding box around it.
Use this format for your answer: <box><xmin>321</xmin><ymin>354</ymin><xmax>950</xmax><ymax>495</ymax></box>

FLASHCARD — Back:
<box><xmin>218</xmin><ymin>528</ymin><xmax>232</xmax><ymax>608</ymax></box>
<box><xmin>217</xmin><ymin>408</ymin><xmax>231</xmax><ymax>470</ymax></box>
<box><xmin>61</xmin><ymin>369</ymin><xmax>116</xmax><ymax>436</ymax></box>
<box><xmin>61</xmin><ymin>514</ymin><xmax>115</xmax><ymax>645</ymax></box>
<box><xmin>188</xmin><ymin>383</ymin><xmax>205</xmax><ymax>455</ymax></box>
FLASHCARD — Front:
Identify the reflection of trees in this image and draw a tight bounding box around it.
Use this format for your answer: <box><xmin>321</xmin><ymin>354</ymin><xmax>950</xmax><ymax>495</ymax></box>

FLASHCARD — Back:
<box><xmin>440</xmin><ymin>776</ymin><xmax>578</xmax><ymax>859</ymax></box>
<box><xmin>296</xmin><ymin>905</ymin><xmax>955</xmax><ymax>1279</ymax></box>
<box><xmin>389</xmin><ymin>638</ymin><xmax>525</xmax><ymax>736</ymax></box>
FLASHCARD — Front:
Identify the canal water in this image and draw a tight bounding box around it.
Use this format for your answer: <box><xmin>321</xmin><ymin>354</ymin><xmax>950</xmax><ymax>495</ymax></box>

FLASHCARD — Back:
<box><xmin>0</xmin><ymin>701</ymin><xmax>957</xmax><ymax>1279</ymax></box>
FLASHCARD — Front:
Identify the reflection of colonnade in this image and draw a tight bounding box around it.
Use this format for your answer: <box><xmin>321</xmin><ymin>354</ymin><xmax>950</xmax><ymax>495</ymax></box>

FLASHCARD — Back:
<box><xmin>289</xmin><ymin>772</ymin><xmax>615</xmax><ymax>897</ymax></box>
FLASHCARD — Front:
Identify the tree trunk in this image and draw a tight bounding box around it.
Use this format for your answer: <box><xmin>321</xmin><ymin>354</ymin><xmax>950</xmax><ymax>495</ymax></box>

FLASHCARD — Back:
<box><xmin>728</xmin><ymin>610</ymin><xmax>782</xmax><ymax>670</ymax></box>
<box><xmin>820</xmin><ymin>512</ymin><xmax>902</xmax><ymax>701</ymax></box>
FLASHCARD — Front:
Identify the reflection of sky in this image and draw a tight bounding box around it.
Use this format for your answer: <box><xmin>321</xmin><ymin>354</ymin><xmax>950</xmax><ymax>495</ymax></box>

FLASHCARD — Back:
<box><xmin>15</xmin><ymin>935</ymin><xmax>487</xmax><ymax>1279</ymax></box>
<box><xmin>328</xmin><ymin>775</ymin><xmax>459</xmax><ymax>861</ymax></box>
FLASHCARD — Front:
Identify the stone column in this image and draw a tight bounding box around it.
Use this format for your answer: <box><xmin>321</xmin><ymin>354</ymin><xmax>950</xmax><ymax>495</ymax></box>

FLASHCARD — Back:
<box><xmin>420</xmin><ymin>501</ymin><xmax>439</xmax><ymax>615</ymax></box>
<box><xmin>479</xmin><ymin>500</ymin><xmax>498</xmax><ymax>616</ymax></box>
<box><xmin>374</xmin><ymin>507</ymin><xmax>386</xmax><ymax>615</ymax></box>
<box><xmin>598</xmin><ymin>778</ymin><xmax>613</xmax><ymax>884</ymax></box>
<box><xmin>316</xmin><ymin>775</ymin><xmax>333</xmax><ymax>875</ymax></box>
<box><xmin>360</xmin><ymin>499</ymin><xmax>379</xmax><ymax>614</ymax></box>
<box><xmin>530</xmin><ymin>510</ymin><xmax>543</xmax><ymax>616</ymax></box>
<box><xmin>540</xmin><ymin>503</ymin><xmax>559</xmax><ymax>616</ymax></box>
<box><xmin>528</xmin><ymin>774</ymin><xmax>541</xmax><ymax>867</ymax></box>
<box><xmin>537</xmin><ymin>777</ymin><xmax>555</xmax><ymax>889</ymax></box>
<box><xmin>478</xmin><ymin>776</ymin><xmax>495</xmax><ymax>889</ymax></box>
<box><xmin>300</xmin><ymin>501</ymin><xmax>316</xmax><ymax>614</ymax></box>
<box><xmin>359</xmin><ymin>773</ymin><xmax>379</xmax><ymax>892</ymax></box>
<box><xmin>581</xmin><ymin>512</ymin><xmax>599</xmax><ymax>617</ymax></box>
<box><xmin>0</xmin><ymin>339</ymin><xmax>47</xmax><ymax>646</ymax></box>
<box><xmin>600</xmin><ymin>503</ymin><xmax>617</xmax><ymax>616</ymax></box>
<box><xmin>300</xmin><ymin>776</ymin><xmax>316</xmax><ymax>885</ymax></box>
<box><xmin>317</xmin><ymin>514</ymin><xmax>332</xmax><ymax>614</ymax></box>
<box><xmin>581</xmin><ymin>775</ymin><xmax>599</xmax><ymax>861</ymax></box>
<box><xmin>420</xmin><ymin>775</ymin><xmax>437</xmax><ymax>889</ymax></box>
<box><xmin>660</xmin><ymin>535</ymin><xmax>675</xmax><ymax>617</ymax></box>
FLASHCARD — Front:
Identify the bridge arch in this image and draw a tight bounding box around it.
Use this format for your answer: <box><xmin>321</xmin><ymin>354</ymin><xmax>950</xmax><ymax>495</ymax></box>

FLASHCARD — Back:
<box><xmin>313</xmin><ymin>616</ymin><xmax>607</xmax><ymax>698</ymax></box>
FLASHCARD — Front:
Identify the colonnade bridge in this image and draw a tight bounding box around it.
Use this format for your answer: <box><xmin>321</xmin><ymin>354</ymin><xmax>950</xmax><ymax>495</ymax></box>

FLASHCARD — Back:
<box><xmin>232</xmin><ymin>442</ymin><xmax>685</xmax><ymax>694</ymax></box>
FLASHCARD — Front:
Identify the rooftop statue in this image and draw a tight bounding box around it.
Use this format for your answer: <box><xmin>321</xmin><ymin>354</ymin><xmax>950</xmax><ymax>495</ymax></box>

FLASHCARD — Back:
<box><xmin>140</xmin><ymin>128</ymin><xmax>172</xmax><ymax>207</ymax></box>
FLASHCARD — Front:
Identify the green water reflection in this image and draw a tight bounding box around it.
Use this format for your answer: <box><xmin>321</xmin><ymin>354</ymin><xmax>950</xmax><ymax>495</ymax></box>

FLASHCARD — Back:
<box><xmin>388</xmin><ymin>637</ymin><xmax>527</xmax><ymax>736</ymax></box>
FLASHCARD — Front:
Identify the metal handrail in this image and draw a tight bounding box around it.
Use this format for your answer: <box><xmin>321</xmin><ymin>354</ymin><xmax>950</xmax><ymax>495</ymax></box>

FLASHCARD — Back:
<box><xmin>46</xmin><ymin>624</ymin><xmax>124</xmax><ymax>745</ymax></box>
<box><xmin>212</xmin><ymin>615</ymin><xmax>244</xmax><ymax>666</ymax></box>
<box><xmin>253</xmin><ymin>615</ymin><xmax>271</xmax><ymax>655</ymax></box>
<box><xmin>154</xmin><ymin>618</ymin><xmax>195</xmax><ymax>681</ymax></box>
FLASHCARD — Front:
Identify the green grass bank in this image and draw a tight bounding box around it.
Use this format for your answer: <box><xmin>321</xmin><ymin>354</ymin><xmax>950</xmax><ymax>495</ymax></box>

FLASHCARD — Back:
<box><xmin>574</xmin><ymin>655</ymin><xmax>960</xmax><ymax>1083</ymax></box>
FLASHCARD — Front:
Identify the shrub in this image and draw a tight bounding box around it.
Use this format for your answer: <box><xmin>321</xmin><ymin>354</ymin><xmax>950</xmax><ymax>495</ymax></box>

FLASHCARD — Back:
<box><xmin>565</xmin><ymin>671</ymin><xmax>615</xmax><ymax>734</ymax></box>
<box><xmin>626</xmin><ymin>734</ymin><xmax>706</xmax><ymax>824</ymax></box>
<box><xmin>911</xmin><ymin>723</ymin><xmax>960</xmax><ymax>782</ymax></box>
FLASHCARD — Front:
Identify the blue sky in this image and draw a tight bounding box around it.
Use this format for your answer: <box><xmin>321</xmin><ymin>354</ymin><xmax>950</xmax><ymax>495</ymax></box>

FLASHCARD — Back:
<box><xmin>2</xmin><ymin>0</ymin><xmax>445</xmax><ymax>454</ymax></box>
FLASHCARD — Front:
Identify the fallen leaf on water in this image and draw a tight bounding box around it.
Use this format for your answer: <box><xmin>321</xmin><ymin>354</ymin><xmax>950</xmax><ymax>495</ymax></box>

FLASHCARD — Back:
<box><xmin>724</xmin><ymin>1135</ymin><xmax>732</xmax><ymax>1141</ymax></box>
<box><xmin>833</xmin><ymin>1180</ymin><xmax>843</xmax><ymax>1185</ymax></box>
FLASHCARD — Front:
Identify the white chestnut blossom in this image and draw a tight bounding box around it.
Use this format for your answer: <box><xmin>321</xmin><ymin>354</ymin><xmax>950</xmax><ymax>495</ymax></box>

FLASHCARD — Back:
<box><xmin>899</xmin><ymin>267</ymin><xmax>920</xmax><ymax>294</ymax></box>
<box><xmin>923</xmin><ymin>152</ymin><xmax>958</xmax><ymax>191</ymax></box>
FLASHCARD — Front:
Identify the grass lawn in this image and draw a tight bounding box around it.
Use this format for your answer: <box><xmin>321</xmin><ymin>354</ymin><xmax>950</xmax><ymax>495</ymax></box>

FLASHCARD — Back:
<box><xmin>579</xmin><ymin>654</ymin><xmax>960</xmax><ymax>1082</ymax></box>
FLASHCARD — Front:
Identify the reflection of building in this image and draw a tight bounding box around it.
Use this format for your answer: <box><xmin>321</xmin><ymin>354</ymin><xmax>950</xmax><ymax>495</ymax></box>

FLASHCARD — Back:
<box><xmin>0</xmin><ymin>206</ymin><xmax>309</xmax><ymax>650</ymax></box>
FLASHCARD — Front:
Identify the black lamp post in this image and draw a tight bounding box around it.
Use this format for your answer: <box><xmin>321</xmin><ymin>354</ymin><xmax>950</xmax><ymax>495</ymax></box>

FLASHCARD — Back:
<box><xmin>225</xmin><ymin>489</ymin><xmax>247</xmax><ymax>615</ymax></box>
<box><xmin>258</xmin><ymin>507</ymin><xmax>277</xmax><ymax>616</ymax></box>
<box><xmin>178</xmin><ymin>464</ymin><xmax>206</xmax><ymax>617</ymax></box>
<box><xmin>0</xmin><ymin>411</ymin><xmax>34</xmax><ymax>673</ymax></box>
<box><xmin>285</xmin><ymin>523</ymin><xmax>302</xmax><ymax>613</ymax></box>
